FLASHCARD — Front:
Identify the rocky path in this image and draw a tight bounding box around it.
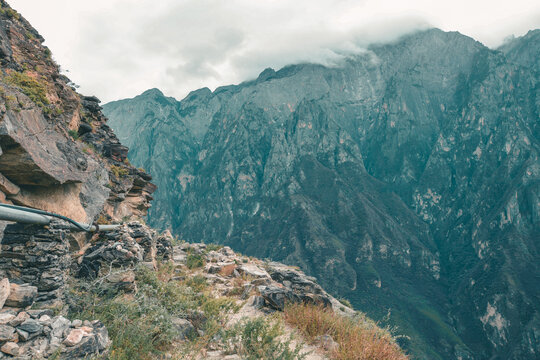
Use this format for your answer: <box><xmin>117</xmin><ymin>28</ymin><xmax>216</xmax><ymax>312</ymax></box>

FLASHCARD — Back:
<box><xmin>170</xmin><ymin>243</ymin><xmax>345</xmax><ymax>359</ymax></box>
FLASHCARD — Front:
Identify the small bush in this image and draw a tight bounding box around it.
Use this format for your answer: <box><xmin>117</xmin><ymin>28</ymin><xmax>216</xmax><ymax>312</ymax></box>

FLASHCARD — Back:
<box><xmin>0</xmin><ymin>7</ymin><xmax>20</xmax><ymax>20</ymax></box>
<box><xmin>283</xmin><ymin>303</ymin><xmax>408</xmax><ymax>360</ymax></box>
<box><xmin>110</xmin><ymin>164</ymin><xmax>129</xmax><ymax>178</ymax></box>
<box><xmin>223</xmin><ymin>317</ymin><xmax>304</xmax><ymax>360</ymax></box>
<box><xmin>4</xmin><ymin>71</ymin><xmax>49</xmax><ymax>108</ymax></box>
<box><xmin>338</xmin><ymin>298</ymin><xmax>353</xmax><ymax>308</ymax></box>
<box><xmin>82</xmin><ymin>143</ymin><xmax>97</xmax><ymax>155</ymax></box>
<box><xmin>184</xmin><ymin>274</ymin><xmax>207</xmax><ymax>292</ymax></box>
<box><xmin>68</xmin><ymin>129</ymin><xmax>79</xmax><ymax>140</ymax></box>
<box><xmin>205</xmin><ymin>244</ymin><xmax>224</xmax><ymax>252</ymax></box>
<box><xmin>68</xmin><ymin>264</ymin><xmax>205</xmax><ymax>359</ymax></box>
<box><xmin>186</xmin><ymin>253</ymin><xmax>204</xmax><ymax>269</ymax></box>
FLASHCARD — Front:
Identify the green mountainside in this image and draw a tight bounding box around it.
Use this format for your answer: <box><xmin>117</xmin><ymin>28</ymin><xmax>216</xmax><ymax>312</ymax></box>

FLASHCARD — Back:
<box><xmin>104</xmin><ymin>29</ymin><xmax>540</xmax><ymax>359</ymax></box>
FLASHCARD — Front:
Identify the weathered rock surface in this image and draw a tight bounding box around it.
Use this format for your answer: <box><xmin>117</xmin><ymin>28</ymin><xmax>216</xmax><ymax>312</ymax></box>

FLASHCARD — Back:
<box><xmin>0</xmin><ymin>0</ymin><xmax>155</xmax><ymax>229</ymax></box>
<box><xmin>0</xmin><ymin>305</ymin><xmax>109</xmax><ymax>359</ymax></box>
<box><xmin>175</xmin><ymin>243</ymin><xmax>349</xmax><ymax>317</ymax></box>
<box><xmin>105</xmin><ymin>29</ymin><xmax>540</xmax><ymax>359</ymax></box>
<box><xmin>0</xmin><ymin>221</ymin><xmax>69</xmax><ymax>306</ymax></box>
<box><xmin>171</xmin><ymin>317</ymin><xmax>197</xmax><ymax>340</ymax></box>
<box><xmin>0</xmin><ymin>341</ymin><xmax>19</xmax><ymax>356</ymax></box>
<box><xmin>78</xmin><ymin>221</ymin><xmax>173</xmax><ymax>279</ymax></box>
<box><xmin>0</xmin><ymin>279</ymin><xmax>8</xmax><ymax>309</ymax></box>
<box><xmin>0</xmin><ymin>3</ymin><xmax>153</xmax><ymax>358</ymax></box>
<box><xmin>5</xmin><ymin>284</ymin><xmax>37</xmax><ymax>308</ymax></box>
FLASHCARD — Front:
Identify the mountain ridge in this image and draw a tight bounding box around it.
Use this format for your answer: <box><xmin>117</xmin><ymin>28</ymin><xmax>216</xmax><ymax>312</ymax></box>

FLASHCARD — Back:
<box><xmin>104</xmin><ymin>27</ymin><xmax>539</xmax><ymax>359</ymax></box>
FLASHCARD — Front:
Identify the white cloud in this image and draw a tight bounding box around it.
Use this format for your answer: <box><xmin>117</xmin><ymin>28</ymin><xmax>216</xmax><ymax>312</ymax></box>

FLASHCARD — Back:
<box><xmin>7</xmin><ymin>0</ymin><xmax>540</xmax><ymax>102</ymax></box>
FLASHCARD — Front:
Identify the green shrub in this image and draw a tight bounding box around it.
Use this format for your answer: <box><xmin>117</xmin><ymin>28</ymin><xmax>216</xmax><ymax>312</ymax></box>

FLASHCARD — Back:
<box><xmin>4</xmin><ymin>71</ymin><xmax>49</xmax><ymax>108</ymax></box>
<box><xmin>205</xmin><ymin>244</ymin><xmax>224</xmax><ymax>252</ymax></box>
<box><xmin>68</xmin><ymin>129</ymin><xmax>79</xmax><ymax>140</ymax></box>
<box><xmin>222</xmin><ymin>317</ymin><xmax>304</xmax><ymax>360</ymax></box>
<box><xmin>186</xmin><ymin>253</ymin><xmax>204</xmax><ymax>269</ymax></box>
<box><xmin>110</xmin><ymin>164</ymin><xmax>129</xmax><ymax>178</ymax></box>
<box><xmin>338</xmin><ymin>297</ymin><xmax>353</xmax><ymax>308</ymax></box>
<box><xmin>201</xmin><ymin>297</ymin><xmax>237</xmax><ymax>318</ymax></box>
<box><xmin>69</xmin><ymin>264</ymin><xmax>200</xmax><ymax>359</ymax></box>
<box><xmin>184</xmin><ymin>275</ymin><xmax>207</xmax><ymax>292</ymax></box>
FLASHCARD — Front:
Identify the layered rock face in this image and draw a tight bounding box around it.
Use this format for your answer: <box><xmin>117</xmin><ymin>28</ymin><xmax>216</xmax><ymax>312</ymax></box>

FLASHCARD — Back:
<box><xmin>0</xmin><ymin>1</ymin><xmax>155</xmax><ymax>358</ymax></box>
<box><xmin>0</xmin><ymin>0</ymin><xmax>155</xmax><ymax>227</ymax></box>
<box><xmin>105</xmin><ymin>29</ymin><xmax>540</xmax><ymax>359</ymax></box>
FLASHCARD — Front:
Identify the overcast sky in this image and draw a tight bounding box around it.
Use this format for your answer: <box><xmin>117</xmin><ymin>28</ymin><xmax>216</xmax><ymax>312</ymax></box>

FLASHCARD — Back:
<box><xmin>8</xmin><ymin>0</ymin><xmax>540</xmax><ymax>103</ymax></box>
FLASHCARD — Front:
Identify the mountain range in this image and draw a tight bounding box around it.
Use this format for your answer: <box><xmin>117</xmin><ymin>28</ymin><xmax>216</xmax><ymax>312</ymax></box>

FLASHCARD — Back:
<box><xmin>103</xmin><ymin>28</ymin><xmax>540</xmax><ymax>359</ymax></box>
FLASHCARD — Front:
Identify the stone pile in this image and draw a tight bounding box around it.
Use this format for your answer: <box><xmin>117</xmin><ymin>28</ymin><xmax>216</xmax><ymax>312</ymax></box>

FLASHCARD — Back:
<box><xmin>0</xmin><ymin>278</ymin><xmax>110</xmax><ymax>359</ymax></box>
<box><xmin>0</xmin><ymin>221</ymin><xmax>70</xmax><ymax>307</ymax></box>
<box><xmin>78</xmin><ymin>221</ymin><xmax>174</xmax><ymax>280</ymax></box>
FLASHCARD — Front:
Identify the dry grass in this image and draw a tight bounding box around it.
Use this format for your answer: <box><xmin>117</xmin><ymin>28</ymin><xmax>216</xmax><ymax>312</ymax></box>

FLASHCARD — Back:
<box><xmin>283</xmin><ymin>303</ymin><xmax>408</xmax><ymax>360</ymax></box>
<box><xmin>219</xmin><ymin>263</ymin><xmax>237</xmax><ymax>277</ymax></box>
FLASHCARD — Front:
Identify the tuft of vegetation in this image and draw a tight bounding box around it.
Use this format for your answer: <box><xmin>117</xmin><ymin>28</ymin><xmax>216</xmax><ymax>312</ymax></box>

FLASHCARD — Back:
<box><xmin>222</xmin><ymin>317</ymin><xmax>305</xmax><ymax>360</ymax></box>
<box><xmin>67</xmin><ymin>129</ymin><xmax>79</xmax><ymax>140</ymax></box>
<box><xmin>96</xmin><ymin>214</ymin><xmax>111</xmax><ymax>225</ymax></box>
<box><xmin>184</xmin><ymin>274</ymin><xmax>207</xmax><ymax>292</ymax></box>
<box><xmin>0</xmin><ymin>5</ymin><xmax>20</xmax><ymax>20</ymax></box>
<box><xmin>205</xmin><ymin>243</ymin><xmax>224</xmax><ymax>252</ymax></box>
<box><xmin>338</xmin><ymin>298</ymin><xmax>353</xmax><ymax>308</ymax></box>
<box><xmin>0</xmin><ymin>87</ymin><xmax>18</xmax><ymax>111</ymax></box>
<box><xmin>110</xmin><ymin>164</ymin><xmax>129</xmax><ymax>178</ymax></box>
<box><xmin>68</xmin><ymin>263</ymin><xmax>240</xmax><ymax>360</ymax></box>
<box><xmin>186</xmin><ymin>253</ymin><xmax>204</xmax><ymax>269</ymax></box>
<box><xmin>283</xmin><ymin>303</ymin><xmax>408</xmax><ymax>360</ymax></box>
<box><xmin>4</xmin><ymin>71</ymin><xmax>49</xmax><ymax>108</ymax></box>
<box><xmin>82</xmin><ymin>143</ymin><xmax>97</xmax><ymax>155</ymax></box>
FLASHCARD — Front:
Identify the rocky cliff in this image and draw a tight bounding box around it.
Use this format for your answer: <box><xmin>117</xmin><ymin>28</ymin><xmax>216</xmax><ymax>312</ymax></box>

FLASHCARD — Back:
<box><xmin>104</xmin><ymin>29</ymin><xmax>540</xmax><ymax>359</ymax></box>
<box><xmin>0</xmin><ymin>0</ymin><xmax>155</xmax><ymax>229</ymax></box>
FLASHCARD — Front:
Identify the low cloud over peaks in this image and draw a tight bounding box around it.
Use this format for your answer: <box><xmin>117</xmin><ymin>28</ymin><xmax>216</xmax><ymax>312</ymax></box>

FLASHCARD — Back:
<box><xmin>9</xmin><ymin>0</ymin><xmax>540</xmax><ymax>102</ymax></box>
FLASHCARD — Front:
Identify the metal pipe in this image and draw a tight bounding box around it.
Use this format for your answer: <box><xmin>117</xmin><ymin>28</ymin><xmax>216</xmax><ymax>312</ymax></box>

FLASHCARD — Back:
<box><xmin>0</xmin><ymin>204</ymin><xmax>122</xmax><ymax>232</ymax></box>
<box><xmin>82</xmin><ymin>224</ymin><xmax>122</xmax><ymax>232</ymax></box>
<box><xmin>0</xmin><ymin>205</ymin><xmax>50</xmax><ymax>225</ymax></box>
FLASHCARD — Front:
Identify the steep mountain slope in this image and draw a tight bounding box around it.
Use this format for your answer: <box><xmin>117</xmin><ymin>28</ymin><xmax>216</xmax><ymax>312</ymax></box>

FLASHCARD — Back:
<box><xmin>104</xmin><ymin>29</ymin><xmax>540</xmax><ymax>359</ymax></box>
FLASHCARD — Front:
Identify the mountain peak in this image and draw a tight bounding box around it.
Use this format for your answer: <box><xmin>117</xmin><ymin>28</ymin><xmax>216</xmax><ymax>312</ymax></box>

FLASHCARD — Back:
<box><xmin>141</xmin><ymin>88</ymin><xmax>164</xmax><ymax>97</ymax></box>
<box><xmin>256</xmin><ymin>67</ymin><xmax>277</xmax><ymax>82</ymax></box>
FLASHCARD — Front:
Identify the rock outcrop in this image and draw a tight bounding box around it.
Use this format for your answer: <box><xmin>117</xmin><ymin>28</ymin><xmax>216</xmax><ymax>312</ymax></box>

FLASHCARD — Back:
<box><xmin>0</xmin><ymin>307</ymin><xmax>110</xmax><ymax>359</ymax></box>
<box><xmin>0</xmin><ymin>0</ymin><xmax>155</xmax><ymax>228</ymax></box>
<box><xmin>0</xmin><ymin>1</ymin><xmax>156</xmax><ymax>358</ymax></box>
<box><xmin>0</xmin><ymin>220</ymin><xmax>70</xmax><ymax>307</ymax></box>
<box><xmin>0</xmin><ymin>274</ymin><xmax>110</xmax><ymax>359</ymax></box>
<box><xmin>104</xmin><ymin>29</ymin><xmax>540</xmax><ymax>359</ymax></box>
<box><xmin>77</xmin><ymin>221</ymin><xmax>174</xmax><ymax>280</ymax></box>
